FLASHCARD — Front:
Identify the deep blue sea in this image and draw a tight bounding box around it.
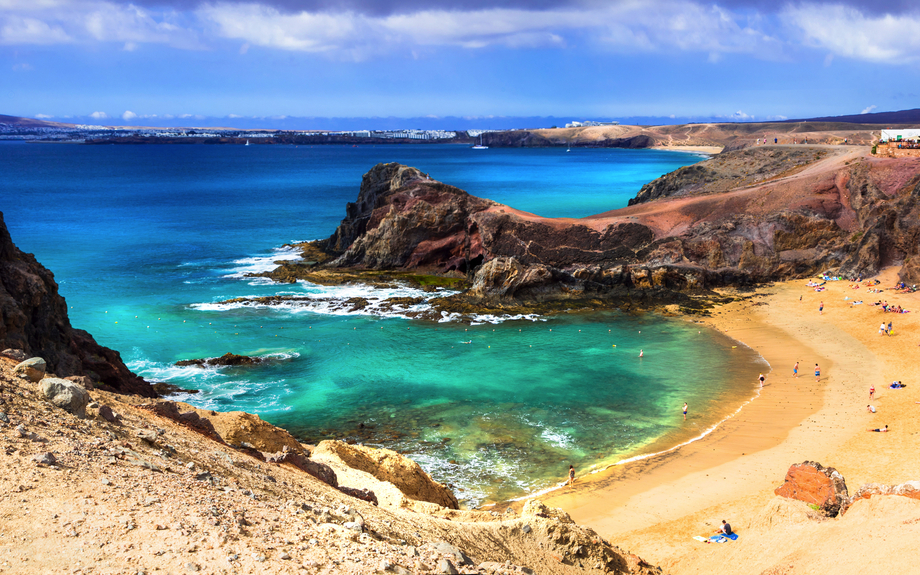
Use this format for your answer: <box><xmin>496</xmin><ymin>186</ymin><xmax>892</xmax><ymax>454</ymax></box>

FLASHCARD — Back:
<box><xmin>1</xmin><ymin>141</ymin><xmax>764</xmax><ymax>505</ymax></box>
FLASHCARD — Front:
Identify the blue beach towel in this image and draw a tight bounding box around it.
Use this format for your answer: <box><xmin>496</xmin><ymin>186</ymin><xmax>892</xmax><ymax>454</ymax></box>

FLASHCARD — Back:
<box><xmin>707</xmin><ymin>533</ymin><xmax>739</xmax><ymax>543</ymax></box>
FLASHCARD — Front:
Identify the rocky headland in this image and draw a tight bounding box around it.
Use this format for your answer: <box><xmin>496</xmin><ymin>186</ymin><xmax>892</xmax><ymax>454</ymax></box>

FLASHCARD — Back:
<box><xmin>246</xmin><ymin>146</ymin><xmax>920</xmax><ymax>318</ymax></box>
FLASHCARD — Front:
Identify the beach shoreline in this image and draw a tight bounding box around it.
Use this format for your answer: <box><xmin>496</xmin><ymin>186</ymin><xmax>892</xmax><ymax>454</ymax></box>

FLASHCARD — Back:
<box><xmin>525</xmin><ymin>267</ymin><xmax>920</xmax><ymax>573</ymax></box>
<box><xmin>650</xmin><ymin>145</ymin><xmax>724</xmax><ymax>155</ymax></box>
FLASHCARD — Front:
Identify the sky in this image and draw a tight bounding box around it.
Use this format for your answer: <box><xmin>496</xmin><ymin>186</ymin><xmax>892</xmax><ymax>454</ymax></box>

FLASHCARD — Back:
<box><xmin>2</xmin><ymin>0</ymin><xmax>920</xmax><ymax>128</ymax></box>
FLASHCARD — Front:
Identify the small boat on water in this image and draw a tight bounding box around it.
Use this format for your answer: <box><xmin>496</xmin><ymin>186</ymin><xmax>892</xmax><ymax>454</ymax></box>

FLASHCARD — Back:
<box><xmin>472</xmin><ymin>134</ymin><xmax>488</xmax><ymax>149</ymax></box>
<box><xmin>245</xmin><ymin>140</ymin><xmax>250</xmax><ymax>146</ymax></box>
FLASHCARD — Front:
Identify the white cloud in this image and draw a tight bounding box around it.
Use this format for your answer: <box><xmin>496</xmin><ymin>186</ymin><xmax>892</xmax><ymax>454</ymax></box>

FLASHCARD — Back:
<box><xmin>197</xmin><ymin>1</ymin><xmax>782</xmax><ymax>59</ymax></box>
<box><xmin>34</xmin><ymin>113</ymin><xmax>52</xmax><ymax>119</ymax></box>
<box><xmin>861</xmin><ymin>105</ymin><xmax>877</xmax><ymax>114</ymax></box>
<box><xmin>89</xmin><ymin>111</ymin><xmax>108</xmax><ymax>119</ymax></box>
<box><xmin>122</xmin><ymin>110</ymin><xmax>137</xmax><ymax>120</ymax></box>
<box><xmin>0</xmin><ymin>15</ymin><xmax>70</xmax><ymax>44</ymax></box>
<box><xmin>783</xmin><ymin>4</ymin><xmax>920</xmax><ymax>63</ymax></box>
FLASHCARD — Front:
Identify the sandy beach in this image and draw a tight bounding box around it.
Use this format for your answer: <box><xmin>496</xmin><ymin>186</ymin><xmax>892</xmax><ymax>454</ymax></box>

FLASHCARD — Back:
<box><xmin>538</xmin><ymin>267</ymin><xmax>920</xmax><ymax>574</ymax></box>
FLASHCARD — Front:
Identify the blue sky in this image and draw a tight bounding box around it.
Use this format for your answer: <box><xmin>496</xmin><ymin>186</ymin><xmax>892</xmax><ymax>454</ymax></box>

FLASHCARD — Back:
<box><xmin>3</xmin><ymin>0</ymin><xmax>920</xmax><ymax>127</ymax></box>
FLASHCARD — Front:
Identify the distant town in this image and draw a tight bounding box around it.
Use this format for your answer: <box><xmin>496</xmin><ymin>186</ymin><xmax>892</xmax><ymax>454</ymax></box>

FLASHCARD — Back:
<box><xmin>0</xmin><ymin>115</ymin><xmax>627</xmax><ymax>144</ymax></box>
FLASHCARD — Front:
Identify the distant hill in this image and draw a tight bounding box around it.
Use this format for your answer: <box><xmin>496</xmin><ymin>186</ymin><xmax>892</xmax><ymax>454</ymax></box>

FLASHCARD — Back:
<box><xmin>0</xmin><ymin>114</ymin><xmax>74</xmax><ymax>128</ymax></box>
<box><xmin>791</xmin><ymin>108</ymin><xmax>920</xmax><ymax>125</ymax></box>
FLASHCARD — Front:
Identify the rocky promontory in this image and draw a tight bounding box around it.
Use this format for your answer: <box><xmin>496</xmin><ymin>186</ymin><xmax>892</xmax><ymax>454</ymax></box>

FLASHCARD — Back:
<box><xmin>253</xmin><ymin>148</ymin><xmax>920</xmax><ymax>313</ymax></box>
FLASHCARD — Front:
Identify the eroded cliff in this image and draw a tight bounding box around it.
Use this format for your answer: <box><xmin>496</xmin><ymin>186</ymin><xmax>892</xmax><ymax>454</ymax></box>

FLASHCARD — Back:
<box><xmin>0</xmin><ymin>212</ymin><xmax>155</xmax><ymax>396</ymax></box>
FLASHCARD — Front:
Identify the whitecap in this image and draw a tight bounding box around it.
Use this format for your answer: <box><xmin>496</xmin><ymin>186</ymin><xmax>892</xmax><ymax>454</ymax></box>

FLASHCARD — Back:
<box><xmin>222</xmin><ymin>245</ymin><xmax>305</xmax><ymax>279</ymax></box>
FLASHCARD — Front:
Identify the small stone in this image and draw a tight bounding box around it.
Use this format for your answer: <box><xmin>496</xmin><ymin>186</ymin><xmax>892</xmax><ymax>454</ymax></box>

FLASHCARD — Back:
<box><xmin>136</xmin><ymin>429</ymin><xmax>158</xmax><ymax>444</ymax></box>
<box><xmin>14</xmin><ymin>357</ymin><xmax>46</xmax><ymax>382</ymax></box>
<box><xmin>438</xmin><ymin>559</ymin><xmax>459</xmax><ymax>575</ymax></box>
<box><xmin>33</xmin><ymin>452</ymin><xmax>56</xmax><ymax>466</ymax></box>
<box><xmin>88</xmin><ymin>402</ymin><xmax>100</xmax><ymax>409</ymax></box>
<box><xmin>1</xmin><ymin>349</ymin><xmax>29</xmax><ymax>362</ymax></box>
<box><xmin>185</xmin><ymin>563</ymin><xmax>200</xmax><ymax>572</ymax></box>
<box><xmin>15</xmin><ymin>424</ymin><xmax>28</xmax><ymax>438</ymax></box>
<box><xmin>101</xmin><ymin>478</ymin><xmax>112</xmax><ymax>486</ymax></box>
<box><xmin>522</xmin><ymin>524</ymin><xmax>532</xmax><ymax>534</ymax></box>
<box><xmin>0</xmin><ymin>412</ymin><xmax>9</xmax><ymax>424</ymax></box>
<box><xmin>343</xmin><ymin>521</ymin><xmax>362</xmax><ymax>532</ymax></box>
<box><xmin>252</xmin><ymin>553</ymin><xmax>266</xmax><ymax>563</ymax></box>
<box><xmin>195</xmin><ymin>471</ymin><xmax>212</xmax><ymax>481</ymax></box>
<box><xmin>379</xmin><ymin>559</ymin><xmax>392</xmax><ymax>571</ymax></box>
<box><xmin>308</xmin><ymin>539</ymin><xmax>318</xmax><ymax>545</ymax></box>
<box><xmin>227</xmin><ymin>553</ymin><xmax>238</xmax><ymax>561</ymax></box>
<box><xmin>280</xmin><ymin>552</ymin><xmax>291</xmax><ymax>560</ymax></box>
<box><xmin>98</xmin><ymin>405</ymin><xmax>118</xmax><ymax>423</ymax></box>
<box><xmin>186</xmin><ymin>462</ymin><xmax>195</xmax><ymax>470</ymax></box>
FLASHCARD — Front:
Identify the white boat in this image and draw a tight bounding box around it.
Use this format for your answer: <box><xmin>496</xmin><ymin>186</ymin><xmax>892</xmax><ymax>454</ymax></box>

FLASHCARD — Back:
<box><xmin>245</xmin><ymin>140</ymin><xmax>250</xmax><ymax>146</ymax></box>
<box><xmin>472</xmin><ymin>134</ymin><xmax>488</xmax><ymax>149</ymax></box>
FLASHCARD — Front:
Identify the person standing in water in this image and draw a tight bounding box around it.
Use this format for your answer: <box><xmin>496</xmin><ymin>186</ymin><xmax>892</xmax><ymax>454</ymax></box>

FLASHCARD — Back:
<box><xmin>759</xmin><ymin>373</ymin><xmax>765</xmax><ymax>387</ymax></box>
<box><xmin>683</xmin><ymin>403</ymin><xmax>688</xmax><ymax>420</ymax></box>
<box><xmin>568</xmin><ymin>465</ymin><xmax>575</xmax><ymax>485</ymax></box>
<box><xmin>639</xmin><ymin>349</ymin><xmax>643</xmax><ymax>358</ymax></box>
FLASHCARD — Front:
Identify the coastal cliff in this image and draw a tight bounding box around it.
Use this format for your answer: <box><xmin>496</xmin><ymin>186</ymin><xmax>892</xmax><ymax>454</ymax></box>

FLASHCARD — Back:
<box><xmin>261</xmin><ymin>148</ymin><xmax>920</xmax><ymax>313</ymax></box>
<box><xmin>0</xmin><ymin>212</ymin><xmax>155</xmax><ymax>396</ymax></box>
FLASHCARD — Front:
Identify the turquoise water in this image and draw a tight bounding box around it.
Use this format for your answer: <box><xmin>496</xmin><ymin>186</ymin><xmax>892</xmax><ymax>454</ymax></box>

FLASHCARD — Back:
<box><xmin>1</xmin><ymin>142</ymin><xmax>764</xmax><ymax>505</ymax></box>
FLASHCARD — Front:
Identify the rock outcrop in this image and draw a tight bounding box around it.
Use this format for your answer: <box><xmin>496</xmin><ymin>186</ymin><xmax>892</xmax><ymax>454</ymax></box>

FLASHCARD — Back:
<box><xmin>175</xmin><ymin>352</ymin><xmax>263</xmax><ymax>367</ymax></box>
<box><xmin>312</xmin><ymin>440</ymin><xmax>460</xmax><ymax>510</ymax></box>
<box><xmin>268</xmin><ymin>150</ymin><xmax>920</xmax><ymax>308</ymax></box>
<box><xmin>0</xmin><ymin>212</ymin><xmax>155</xmax><ymax>396</ymax></box>
<box><xmin>774</xmin><ymin>460</ymin><xmax>850</xmax><ymax>517</ymax></box>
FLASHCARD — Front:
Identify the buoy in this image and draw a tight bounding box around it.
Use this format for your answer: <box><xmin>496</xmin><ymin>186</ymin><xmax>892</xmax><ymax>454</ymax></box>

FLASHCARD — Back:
<box><xmin>135</xmin><ymin>315</ymin><xmax>138</xmax><ymax>318</ymax></box>
<box><xmin>612</xmin><ymin>344</ymin><xmax>616</xmax><ymax>347</ymax></box>
<box><xmin>114</xmin><ymin>321</ymin><xmax>118</xmax><ymax>324</ymax></box>
<box><xmin>732</xmin><ymin>346</ymin><xmax>737</xmax><ymax>349</ymax></box>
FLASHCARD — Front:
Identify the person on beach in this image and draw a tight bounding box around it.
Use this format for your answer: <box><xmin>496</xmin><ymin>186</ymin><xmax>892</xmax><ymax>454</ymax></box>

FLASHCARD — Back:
<box><xmin>819</xmin><ymin>301</ymin><xmax>824</xmax><ymax>314</ymax></box>
<box><xmin>869</xmin><ymin>385</ymin><xmax>875</xmax><ymax>399</ymax></box>
<box><xmin>793</xmin><ymin>361</ymin><xmax>799</xmax><ymax>378</ymax></box>
<box><xmin>683</xmin><ymin>403</ymin><xmax>688</xmax><ymax>420</ymax></box>
<box><xmin>867</xmin><ymin>405</ymin><xmax>877</xmax><ymax>413</ymax></box>
<box><xmin>567</xmin><ymin>465</ymin><xmax>575</xmax><ymax>485</ymax></box>
<box><xmin>880</xmin><ymin>322</ymin><xmax>887</xmax><ymax>335</ymax></box>
<box><xmin>759</xmin><ymin>373</ymin><xmax>765</xmax><ymax>387</ymax></box>
<box><xmin>867</xmin><ymin>425</ymin><xmax>889</xmax><ymax>432</ymax></box>
<box><xmin>716</xmin><ymin>520</ymin><xmax>733</xmax><ymax>535</ymax></box>
<box><xmin>887</xmin><ymin>321</ymin><xmax>893</xmax><ymax>335</ymax></box>
<box><xmin>815</xmin><ymin>364</ymin><xmax>821</xmax><ymax>382</ymax></box>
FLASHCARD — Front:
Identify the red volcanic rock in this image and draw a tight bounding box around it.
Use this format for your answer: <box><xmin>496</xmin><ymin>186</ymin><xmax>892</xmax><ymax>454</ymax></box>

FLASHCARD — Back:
<box><xmin>774</xmin><ymin>461</ymin><xmax>849</xmax><ymax>517</ymax></box>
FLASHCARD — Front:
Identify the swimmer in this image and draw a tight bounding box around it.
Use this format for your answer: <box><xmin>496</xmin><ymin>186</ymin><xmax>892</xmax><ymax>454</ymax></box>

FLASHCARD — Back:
<box><xmin>462</xmin><ymin>340</ymin><xmax>472</xmax><ymax>344</ymax></box>
<box><xmin>639</xmin><ymin>349</ymin><xmax>644</xmax><ymax>358</ymax></box>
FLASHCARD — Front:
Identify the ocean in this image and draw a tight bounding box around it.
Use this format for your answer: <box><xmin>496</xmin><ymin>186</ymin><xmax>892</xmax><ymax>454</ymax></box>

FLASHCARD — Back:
<box><xmin>1</xmin><ymin>141</ymin><xmax>765</xmax><ymax>506</ymax></box>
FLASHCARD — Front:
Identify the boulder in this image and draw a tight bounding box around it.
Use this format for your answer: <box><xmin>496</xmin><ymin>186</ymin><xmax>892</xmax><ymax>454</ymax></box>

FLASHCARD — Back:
<box><xmin>313</xmin><ymin>440</ymin><xmax>459</xmax><ymax>509</ymax></box>
<box><xmin>66</xmin><ymin>375</ymin><xmax>94</xmax><ymax>390</ymax></box>
<box><xmin>39</xmin><ymin>377</ymin><xmax>90</xmax><ymax>418</ymax></box>
<box><xmin>1</xmin><ymin>349</ymin><xmax>28</xmax><ymax>362</ymax></box>
<box><xmin>14</xmin><ymin>357</ymin><xmax>46</xmax><ymax>382</ymax></box>
<box><xmin>264</xmin><ymin>449</ymin><xmax>339</xmax><ymax>488</ymax></box>
<box><xmin>207</xmin><ymin>411</ymin><xmax>302</xmax><ymax>453</ymax></box>
<box><xmin>774</xmin><ymin>460</ymin><xmax>849</xmax><ymax>517</ymax></box>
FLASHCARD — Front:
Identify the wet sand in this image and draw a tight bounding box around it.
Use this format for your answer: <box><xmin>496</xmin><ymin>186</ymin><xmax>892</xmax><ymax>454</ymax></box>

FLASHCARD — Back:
<box><xmin>537</xmin><ymin>268</ymin><xmax>920</xmax><ymax>573</ymax></box>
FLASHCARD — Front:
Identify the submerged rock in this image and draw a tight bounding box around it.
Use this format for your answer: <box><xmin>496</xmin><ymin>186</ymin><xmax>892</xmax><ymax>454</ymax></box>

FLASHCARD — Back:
<box><xmin>175</xmin><ymin>352</ymin><xmax>263</xmax><ymax>368</ymax></box>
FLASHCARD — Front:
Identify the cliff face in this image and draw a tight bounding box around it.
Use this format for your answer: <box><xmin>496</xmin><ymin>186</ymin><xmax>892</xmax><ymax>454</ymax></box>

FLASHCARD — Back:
<box><xmin>315</xmin><ymin>150</ymin><xmax>920</xmax><ymax>305</ymax></box>
<box><xmin>0</xmin><ymin>212</ymin><xmax>155</xmax><ymax>396</ymax></box>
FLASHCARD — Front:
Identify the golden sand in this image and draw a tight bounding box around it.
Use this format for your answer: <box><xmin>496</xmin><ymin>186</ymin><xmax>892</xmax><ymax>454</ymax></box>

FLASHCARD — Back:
<box><xmin>538</xmin><ymin>267</ymin><xmax>920</xmax><ymax>574</ymax></box>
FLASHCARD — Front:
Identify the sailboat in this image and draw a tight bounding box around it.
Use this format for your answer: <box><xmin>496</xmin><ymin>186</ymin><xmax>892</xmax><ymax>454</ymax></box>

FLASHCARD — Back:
<box><xmin>472</xmin><ymin>134</ymin><xmax>488</xmax><ymax>149</ymax></box>
<box><xmin>245</xmin><ymin>140</ymin><xmax>250</xmax><ymax>146</ymax></box>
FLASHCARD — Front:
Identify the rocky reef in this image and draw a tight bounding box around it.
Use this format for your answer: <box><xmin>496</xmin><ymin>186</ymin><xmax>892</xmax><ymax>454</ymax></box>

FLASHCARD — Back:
<box><xmin>0</xmin><ymin>212</ymin><xmax>155</xmax><ymax>396</ymax></box>
<box><xmin>255</xmin><ymin>150</ymin><xmax>920</xmax><ymax>313</ymax></box>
